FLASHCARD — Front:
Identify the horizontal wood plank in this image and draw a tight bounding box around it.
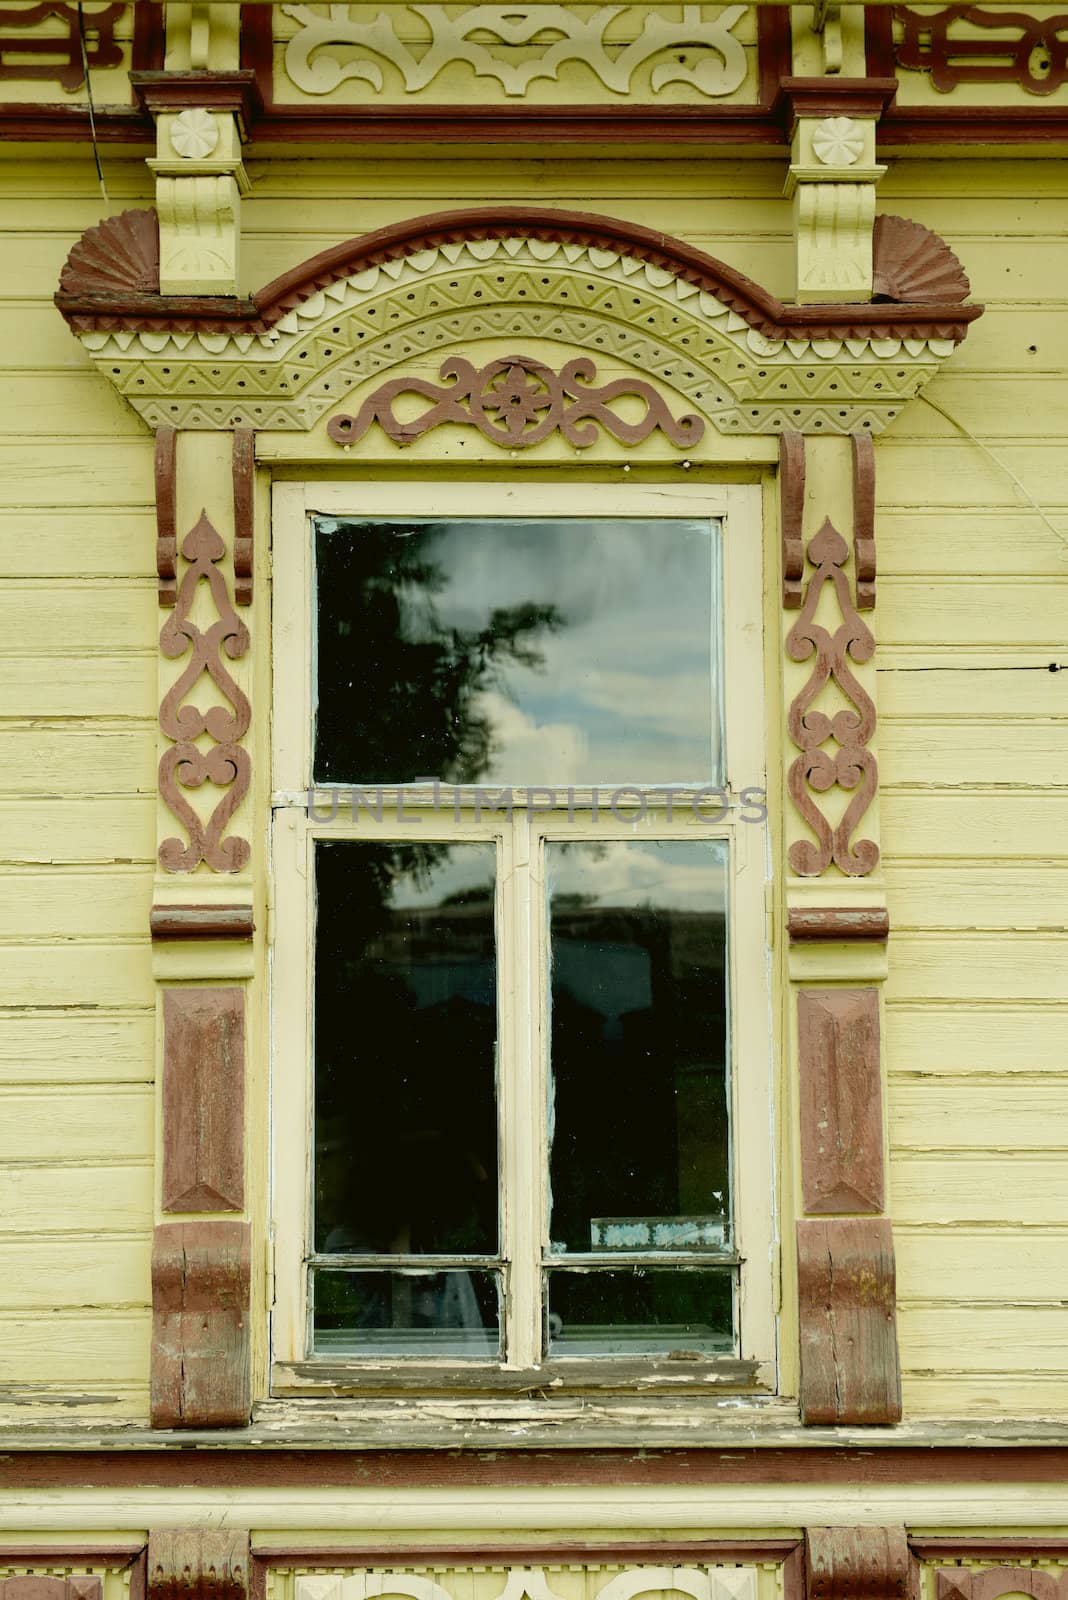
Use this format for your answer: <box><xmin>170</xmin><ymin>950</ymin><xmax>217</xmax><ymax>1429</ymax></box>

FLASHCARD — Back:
<box><xmin>0</xmin><ymin>727</ymin><xmax>155</xmax><ymax>795</ymax></box>
<box><xmin>889</xmin><ymin>1078</ymin><xmax>1068</xmax><ymax>1152</ymax></box>
<box><xmin>885</xmin><ymin>865</ymin><xmax>1068</xmax><ymax>930</ymax></box>
<box><xmin>895</xmin><ymin>1228</ymin><xmax>1068</xmax><ymax>1302</ymax></box>
<box><xmin>881</xmin><ymin>794</ymin><xmax>1068</xmax><ymax>861</ymax></box>
<box><xmin>0</xmin><ymin>1238</ymin><xmax>151</xmax><ymax>1311</ymax></box>
<box><xmin>0</xmin><ymin>799</ymin><xmax>155</xmax><ymax>865</ymax></box>
<box><xmin>877</xmin><ymin>578</ymin><xmax>1068</xmax><ymax>649</ymax></box>
<box><xmin>892</xmin><ymin>1153</ymin><xmax>1068</xmax><ymax>1225</ymax></box>
<box><xmin>0</xmin><ymin>1011</ymin><xmax>153</xmax><ymax>1085</ymax></box>
<box><xmin>0</xmin><ymin>511</ymin><xmax>153</xmax><ymax>580</ymax></box>
<box><xmin>0</xmin><ymin>1087</ymin><xmax>153</xmax><ymax>1163</ymax></box>
<box><xmin>0</xmin><ymin>1164</ymin><xmax>152</xmax><ymax>1234</ymax></box>
<box><xmin>0</xmin><ymin>869</ymin><xmax>150</xmax><ymax>940</ymax></box>
<box><xmin>0</xmin><ymin>944</ymin><xmax>153</xmax><ymax>1008</ymax></box>
<box><xmin>0</xmin><ymin>1314</ymin><xmax>149</xmax><ymax>1384</ymax></box>
<box><xmin>886</xmin><ymin>1005</ymin><xmax>1068</xmax><ymax>1075</ymax></box>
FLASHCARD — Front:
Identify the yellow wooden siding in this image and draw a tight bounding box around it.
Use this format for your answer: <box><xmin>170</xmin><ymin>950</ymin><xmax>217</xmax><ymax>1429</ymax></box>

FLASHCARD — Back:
<box><xmin>876</xmin><ymin>159</ymin><xmax>1068</xmax><ymax>1417</ymax></box>
<box><xmin>0</xmin><ymin>146</ymin><xmax>1065</xmax><ymax>1425</ymax></box>
<box><xmin>0</xmin><ymin>156</ymin><xmax>157</xmax><ymax>1423</ymax></box>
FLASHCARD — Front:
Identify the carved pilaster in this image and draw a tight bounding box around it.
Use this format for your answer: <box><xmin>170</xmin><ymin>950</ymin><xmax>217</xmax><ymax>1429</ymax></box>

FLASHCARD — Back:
<box><xmin>148</xmin><ymin>109</ymin><xmax>249</xmax><ymax>295</ymax></box>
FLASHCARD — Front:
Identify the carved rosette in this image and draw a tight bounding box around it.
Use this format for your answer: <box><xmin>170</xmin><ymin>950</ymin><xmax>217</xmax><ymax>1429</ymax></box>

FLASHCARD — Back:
<box><xmin>786</xmin><ymin>519</ymin><xmax>878</xmax><ymax>878</ymax></box>
<box><xmin>158</xmin><ymin>512</ymin><xmax>251</xmax><ymax>873</ymax></box>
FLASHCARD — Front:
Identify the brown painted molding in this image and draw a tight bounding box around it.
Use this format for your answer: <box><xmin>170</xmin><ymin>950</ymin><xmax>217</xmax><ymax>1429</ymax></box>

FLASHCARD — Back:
<box><xmin>797</xmin><ymin>1217</ymin><xmax>902</xmax><ymax>1425</ymax></box>
<box><xmin>798</xmin><ymin>987</ymin><xmax>884</xmax><ymax>1215</ymax></box>
<box><xmin>806</xmin><ymin>1528</ymin><xmax>909</xmax><ymax>1600</ymax></box>
<box><xmin>879</xmin><ymin>105</ymin><xmax>1068</xmax><ymax>143</ymax></box>
<box><xmin>851</xmin><ymin>431</ymin><xmax>877</xmax><ymax>610</ymax></box>
<box><xmin>161</xmin><ymin>986</ymin><xmax>245</xmax><ymax>1214</ymax></box>
<box><xmin>788</xmin><ymin>907</ymin><xmax>889</xmax><ymax>941</ymax></box>
<box><xmin>0</xmin><ymin>1582</ymin><xmax>101</xmax><ymax>1600</ymax></box>
<box><xmin>786</xmin><ymin>521</ymin><xmax>878</xmax><ymax>878</ymax></box>
<box><xmin>154</xmin><ymin>426</ymin><xmax>177</xmax><ymax>608</ymax></box>
<box><xmin>780</xmin><ymin>432</ymin><xmax>806</xmax><ymax>610</ymax></box>
<box><xmin>774</xmin><ymin>75</ymin><xmax>899</xmax><ymax>131</ymax></box>
<box><xmin>131</xmin><ymin>71</ymin><xmax>263</xmax><ymax>136</ymax></box>
<box><xmin>147</xmin><ymin>1532</ymin><xmax>249</xmax><ymax>1600</ymax></box>
<box><xmin>150</xmin><ymin>1220</ymin><xmax>251</xmax><ymax>1428</ymax></box>
<box><xmin>872</xmin><ymin>215</ymin><xmax>971</xmax><ymax>305</ymax></box>
<box><xmin>327</xmin><ymin>354</ymin><xmax>704</xmax><ymax>452</ymax></box>
<box><xmin>55</xmin><ymin>206</ymin><xmax>983</xmax><ymax>346</ymax></box>
<box><xmin>158</xmin><ymin>512</ymin><xmax>251</xmax><ymax>875</ymax></box>
<box><xmin>232</xmin><ymin>430</ymin><xmax>255</xmax><ymax>607</ymax></box>
<box><xmin>937</xmin><ymin>1571</ymin><xmax>1068</xmax><ymax>1600</ymax></box>
<box><xmin>151</xmin><ymin>905</ymin><xmax>254</xmax><ymax>941</ymax></box>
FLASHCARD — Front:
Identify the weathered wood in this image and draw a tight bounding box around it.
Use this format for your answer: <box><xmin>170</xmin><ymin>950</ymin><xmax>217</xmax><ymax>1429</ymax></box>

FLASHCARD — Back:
<box><xmin>788</xmin><ymin>908</ymin><xmax>889</xmax><ymax>942</ymax></box>
<box><xmin>798</xmin><ymin>988</ymin><xmax>884</xmax><ymax>1215</ymax></box>
<box><xmin>936</xmin><ymin>1570</ymin><xmax>1068</xmax><ymax>1600</ymax></box>
<box><xmin>151</xmin><ymin>906</ymin><xmax>254</xmax><ymax>941</ymax></box>
<box><xmin>150</xmin><ymin>1220</ymin><xmax>251</xmax><ymax>1428</ymax></box>
<box><xmin>851</xmin><ymin>431</ymin><xmax>877</xmax><ymax>611</ymax></box>
<box><xmin>147</xmin><ymin>1531</ymin><xmax>250</xmax><ymax>1600</ymax></box>
<box><xmin>232</xmin><ymin>430</ymin><xmax>255</xmax><ymax>607</ymax></box>
<box><xmin>155</xmin><ymin>426</ymin><xmax>177</xmax><ymax>607</ymax></box>
<box><xmin>805</xmin><ymin>1527</ymin><xmax>909</xmax><ymax>1600</ymax></box>
<box><xmin>162</xmin><ymin>987</ymin><xmax>245</xmax><ymax>1213</ymax></box>
<box><xmin>0</xmin><ymin>1580</ymin><xmax>101</xmax><ymax>1600</ymax></box>
<box><xmin>797</xmin><ymin>1217</ymin><xmax>902</xmax><ymax>1425</ymax></box>
<box><xmin>780</xmin><ymin>431</ymin><xmax>805</xmax><ymax>608</ymax></box>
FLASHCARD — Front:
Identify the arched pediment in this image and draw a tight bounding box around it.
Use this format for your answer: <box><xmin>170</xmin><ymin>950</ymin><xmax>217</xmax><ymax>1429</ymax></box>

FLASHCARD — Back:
<box><xmin>56</xmin><ymin>204</ymin><xmax>981</xmax><ymax>439</ymax></box>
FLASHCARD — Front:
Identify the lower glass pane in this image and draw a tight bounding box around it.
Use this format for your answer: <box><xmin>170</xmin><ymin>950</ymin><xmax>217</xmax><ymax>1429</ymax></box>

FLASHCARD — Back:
<box><xmin>313</xmin><ymin>1268</ymin><xmax>501</xmax><ymax>1358</ymax></box>
<box><xmin>545</xmin><ymin>1267</ymin><xmax>733</xmax><ymax>1357</ymax></box>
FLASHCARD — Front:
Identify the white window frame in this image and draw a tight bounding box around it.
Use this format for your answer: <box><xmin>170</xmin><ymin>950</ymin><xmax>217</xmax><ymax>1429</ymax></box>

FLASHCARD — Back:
<box><xmin>270</xmin><ymin>477</ymin><xmax>776</xmax><ymax>1393</ymax></box>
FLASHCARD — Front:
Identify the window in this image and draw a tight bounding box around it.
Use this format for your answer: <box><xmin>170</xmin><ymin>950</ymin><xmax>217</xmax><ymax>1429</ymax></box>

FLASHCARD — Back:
<box><xmin>272</xmin><ymin>481</ymin><xmax>774</xmax><ymax>1391</ymax></box>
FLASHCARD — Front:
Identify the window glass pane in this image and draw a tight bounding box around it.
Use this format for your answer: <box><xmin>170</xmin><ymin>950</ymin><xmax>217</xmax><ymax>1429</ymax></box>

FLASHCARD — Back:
<box><xmin>314</xmin><ymin>517</ymin><xmax>719</xmax><ymax>787</ymax></box>
<box><xmin>546</xmin><ymin>840</ymin><xmax>730</xmax><ymax>1255</ymax></box>
<box><xmin>314</xmin><ymin>841</ymin><xmax>498</xmax><ymax>1256</ymax></box>
<box><xmin>313</xmin><ymin>1268</ymin><xmax>501</xmax><ymax>1359</ymax></box>
<box><xmin>546</xmin><ymin>1267</ymin><xmax>732</xmax><ymax>1356</ymax></box>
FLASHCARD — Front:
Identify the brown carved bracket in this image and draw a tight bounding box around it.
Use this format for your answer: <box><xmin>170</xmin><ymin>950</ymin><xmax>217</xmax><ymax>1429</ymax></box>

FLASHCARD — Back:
<box><xmin>328</xmin><ymin>353</ymin><xmax>704</xmax><ymax>452</ymax></box>
<box><xmin>158</xmin><ymin>513</ymin><xmax>251</xmax><ymax>874</ymax></box>
<box><xmin>147</xmin><ymin>1531</ymin><xmax>250</xmax><ymax>1600</ymax></box>
<box><xmin>852</xmin><ymin>431</ymin><xmax>877</xmax><ymax>610</ymax></box>
<box><xmin>151</xmin><ymin>1221</ymin><xmax>251</xmax><ymax>1427</ymax></box>
<box><xmin>0</xmin><ymin>2</ymin><xmax>125</xmax><ymax>92</ymax></box>
<box><xmin>232</xmin><ymin>430</ymin><xmax>255</xmax><ymax>606</ymax></box>
<box><xmin>786</xmin><ymin>520</ymin><xmax>878</xmax><ymax>878</ymax></box>
<box><xmin>892</xmin><ymin>6</ymin><xmax>1068</xmax><ymax>96</ymax></box>
<box><xmin>798</xmin><ymin>1217</ymin><xmax>902</xmax><ymax>1424</ymax></box>
<box><xmin>781</xmin><ymin>432</ymin><xmax>806</xmax><ymax>609</ymax></box>
<box><xmin>807</xmin><ymin>1528</ymin><xmax>910</xmax><ymax>1600</ymax></box>
<box><xmin>155</xmin><ymin>426</ymin><xmax>177</xmax><ymax>607</ymax></box>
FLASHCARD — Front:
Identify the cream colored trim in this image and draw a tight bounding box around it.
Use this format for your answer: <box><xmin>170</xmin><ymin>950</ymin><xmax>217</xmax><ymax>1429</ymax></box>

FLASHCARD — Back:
<box><xmin>270</xmin><ymin>476</ymin><xmax>774</xmax><ymax>1390</ymax></box>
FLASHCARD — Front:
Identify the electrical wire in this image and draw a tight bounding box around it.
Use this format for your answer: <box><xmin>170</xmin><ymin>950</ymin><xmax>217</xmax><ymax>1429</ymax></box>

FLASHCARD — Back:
<box><xmin>77</xmin><ymin>3</ymin><xmax>110</xmax><ymax>208</ymax></box>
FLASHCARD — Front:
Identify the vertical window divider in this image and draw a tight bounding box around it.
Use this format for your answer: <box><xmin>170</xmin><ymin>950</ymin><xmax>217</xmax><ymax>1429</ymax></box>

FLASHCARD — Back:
<box><xmin>501</xmin><ymin>811</ymin><xmax>541</xmax><ymax>1369</ymax></box>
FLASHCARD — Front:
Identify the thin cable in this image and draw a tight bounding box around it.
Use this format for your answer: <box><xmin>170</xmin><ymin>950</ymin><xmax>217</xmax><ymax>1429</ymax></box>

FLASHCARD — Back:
<box><xmin>919</xmin><ymin>390</ymin><xmax>1068</xmax><ymax>556</ymax></box>
<box><xmin>77</xmin><ymin>3</ymin><xmax>110</xmax><ymax>208</ymax></box>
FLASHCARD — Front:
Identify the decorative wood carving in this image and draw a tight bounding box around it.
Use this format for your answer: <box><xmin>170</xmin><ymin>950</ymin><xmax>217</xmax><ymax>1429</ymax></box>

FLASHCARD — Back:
<box><xmin>146</xmin><ymin>1531</ymin><xmax>250</xmax><ymax>1600</ymax></box>
<box><xmin>786</xmin><ymin>520</ymin><xmax>878</xmax><ymax>878</ymax></box>
<box><xmin>780</xmin><ymin>431</ymin><xmax>806</xmax><ymax>609</ymax></box>
<box><xmin>0</xmin><ymin>2</ymin><xmax>124</xmax><ymax>91</ymax></box>
<box><xmin>0</xmin><ymin>1582</ymin><xmax>102</xmax><ymax>1600</ymax></box>
<box><xmin>58</xmin><ymin>207</ymin><xmax>160</xmax><ymax>298</ymax></box>
<box><xmin>155</xmin><ymin>426</ymin><xmax>177</xmax><ymax>608</ymax></box>
<box><xmin>788</xmin><ymin>907</ymin><xmax>889</xmax><ymax>941</ymax></box>
<box><xmin>281</xmin><ymin>4</ymin><xmax>749</xmax><ymax>100</ymax></box>
<box><xmin>872</xmin><ymin>214</ymin><xmax>971</xmax><ymax>305</ymax></box>
<box><xmin>798</xmin><ymin>987</ymin><xmax>884</xmax><ymax>1215</ymax></box>
<box><xmin>232</xmin><ymin>430</ymin><xmax>254</xmax><ymax>607</ymax></box>
<box><xmin>327</xmin><ymin>354</ymin><xmax>704</xmax><ymax>452</ymax></box>
<box><xmin>852</xmin><ymin>430</ymin><xmax>877</xmax><ymax>610</ymax></box>
<box><xmin>892</xmin><ymin>6</ymin><xmax>1068</xmax><ymax>96</ymax></box>
<box><xmin>150</xmin><ymin>1220</ymin><xmax>251</xmax><ymax>1428</ymax></box>
<box><xmin>161</xmin><ymin>986</ymin><xmax>245</xmax><ymax>1214</ymax></box>
<box><xmin>797</xmin><ymin>1217</ymin><xmax>902</xmax><ymax>1425</ymax></box>
<box><xmin>158</xmin><ymin>512</ymin><xmax>251</xmax><ymax>874</ymax></box>
<box><xmin>291</xmin><ymin>1572</ymin><xmax>761</xmax><ymax>1600</ymax></box>
<box><xmin>150</xmin><ymin>905</ymin><xmax>254</xmax><ymax>941</ymax></box>
<box><xmin>936</xmin><ymin>1571</ymin><xmax>1068</xmax><ymax>1600</ymax></box>
<box><xmin>806</xmin><ymin>1529</ymin><xmax>909</xmax><ymax>1600</ymax></box>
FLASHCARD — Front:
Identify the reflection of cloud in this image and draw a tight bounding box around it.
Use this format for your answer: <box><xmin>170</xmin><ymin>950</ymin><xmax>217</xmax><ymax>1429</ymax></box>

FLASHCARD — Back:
<box><xmin>478</xmin><ymin>691</ymin><xmax>588</xmax><ymax>787</ymax></box>
<box><xmin>549</xmin><ymin>839</ymin><xmax>728</xmax><ymax>914</ymax></box>
<box><xmin>573</xmin><ymin>669</ymin><xmax>711</xmax><ymax>739</ymax></box>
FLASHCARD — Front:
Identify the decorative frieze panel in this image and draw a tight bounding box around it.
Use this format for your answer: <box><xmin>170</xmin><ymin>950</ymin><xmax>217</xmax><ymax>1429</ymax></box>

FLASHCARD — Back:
<box><xmin>0</xmin><ymin>2</ymin><xmax>124</xmax><ymax>92</ymax></box>
<box><xmin>937</xmin><ymin>1569</ymin><xmax>1068</xmax><ymax>1600</ymax></box>
<box><xmin>292</xmin><ymin>1568</ymin><xmax>764</xmax><ymax>1600</ymax></box>
<box><xmin>56</xmin><ymin>207</ymin><xmax>981</xmax><ymax>440</ymax></box>
<box><xmin>0</xmin><ymin>1582</ymin><xmax>102</xmax><ymax>1600</ymax></box>
<box><xmin>274</xmin><ymin>3</ymin><xmax>755</xmax><ymax>104</ymax></box>
<box><xmin>889</xmin><ymin>5</ymin><xmax>1068</xmax><ymax>97</ymax></box>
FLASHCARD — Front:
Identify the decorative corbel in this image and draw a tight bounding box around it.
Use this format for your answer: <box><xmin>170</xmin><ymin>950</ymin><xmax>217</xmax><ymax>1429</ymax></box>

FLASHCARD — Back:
<box><xmin>806</xmin><ymin>1528</ymin><xmax>910</xmax><ymax>1600</ymax></box>
<box><xmin>147</xmin><ymin>1530</ymin><xmax>250</xmax><ymax>1600</ymax></box>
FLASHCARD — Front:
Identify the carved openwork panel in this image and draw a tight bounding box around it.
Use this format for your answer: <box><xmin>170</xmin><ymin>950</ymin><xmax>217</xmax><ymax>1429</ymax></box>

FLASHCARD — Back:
<box><xmin>273</xmin><ymin>1565</ymin><xmax>777</xmax><ymax>1600</ymax></box>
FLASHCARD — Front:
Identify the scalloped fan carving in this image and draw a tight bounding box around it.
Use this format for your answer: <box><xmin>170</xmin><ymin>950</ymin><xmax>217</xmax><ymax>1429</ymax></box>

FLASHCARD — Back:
<box><xmin>872</xmin><ymin>214</ymin><xmax>970</xmax><ymax>304</ymax></box>
<box><xmin>60</xmin><ymin>207</ymin><xmax>160</xmax><ymax>298</ymax></box>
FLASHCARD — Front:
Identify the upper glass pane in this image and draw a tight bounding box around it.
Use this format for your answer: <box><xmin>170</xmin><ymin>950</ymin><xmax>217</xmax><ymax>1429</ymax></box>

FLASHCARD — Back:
<box><xmin>314</xmin><ymin>517</ymin><xmax>720</xmax><ymax>787</ymax></box>
<box><xmin>314</xmin><ymin>840</ymin><xmax>499</xmax><ymax>1257</ymax></box>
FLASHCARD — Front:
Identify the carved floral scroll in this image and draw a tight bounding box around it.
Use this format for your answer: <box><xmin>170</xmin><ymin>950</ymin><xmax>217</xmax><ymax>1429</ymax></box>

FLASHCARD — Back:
<box><xmin>328</xmin><ymin>353</ymin><xmax>704</xmax><ymax>451</ymax></box>
<box><xmin>892</xmin><ymin>5</ymin><xmax>1068</xmax><ymax>96</ymax></box>
<box><xmin>786</xmin><ymin>519</ymin><xmax>878</xmax><ymax>878</ymax></box>
<box><xmin>158</xmin><ymin>512</ymin><xmax>251</xmax><ymax>873</ymax></box>
<box><xmin>282</xmin><ymin>3</ymin><xmax>749</xmax><ymax>100</ymax></box>
<box><xmin>0</xmin><ymin>2</ymin><xmax>125</xmax><ymax>92</ymax></box>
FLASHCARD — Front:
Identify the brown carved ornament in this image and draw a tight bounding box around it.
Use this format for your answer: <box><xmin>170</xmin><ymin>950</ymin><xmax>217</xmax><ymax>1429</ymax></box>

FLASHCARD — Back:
<box><xmin>327</xmin><ymin>353</ymin><xmax>704</xmax><ymax>452</ymax></box>
<box><xmin>786</xmin><ymin>520</ymin><xmax>878</xmax><ymax>878</ymax></box>
<box><xmin>158</xmin><ymin>513</ymin><xmax>251</xmax><ymax>874</ymax></box>
<box><xmin>58</xmin><ymin>206</ymin><xmax>160</xmax><ymax>299</ymax></box>
<box><xmin>893</xmin><ymin>5</ymin><xmax>1068</xmax><ymax>96</ymax></box>
<box><xmin>938</xmin><ymin>1572</ymin><xmax>1068</xmax><ymax>1600</ymax></box>
<box><xmin>873</xmin><ymin>214</ymin><xmax>971</xmax><ymax>304</ymax></box>
<box><xmin>0</xmin><ymin>3</ymin><xmax>124</xmax><ymax>92</ymax></box>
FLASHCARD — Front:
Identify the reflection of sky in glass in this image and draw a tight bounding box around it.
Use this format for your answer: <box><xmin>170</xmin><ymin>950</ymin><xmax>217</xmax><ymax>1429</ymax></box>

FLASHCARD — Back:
<box><xmin>548</xmin><ymin>838</ymin><xmax>728</xmax><ymax>915</ymax></box>
<box><xmin>317</xmin><ymin>517</ymin><xmax>720</xmax><ymax>786</ymax></box>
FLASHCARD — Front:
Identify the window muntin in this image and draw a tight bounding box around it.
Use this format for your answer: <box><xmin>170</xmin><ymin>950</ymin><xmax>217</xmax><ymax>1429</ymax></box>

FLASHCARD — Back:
<box><xmin>272</xmin><ymin>479</ymin><xmax>774</xmax><ymax>1392</ymax></box>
